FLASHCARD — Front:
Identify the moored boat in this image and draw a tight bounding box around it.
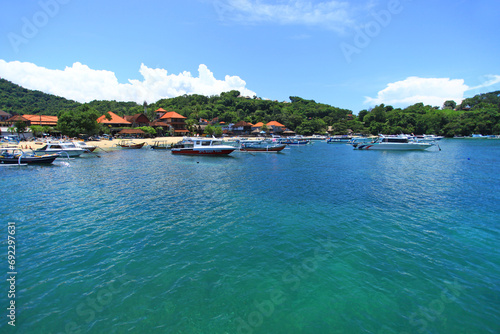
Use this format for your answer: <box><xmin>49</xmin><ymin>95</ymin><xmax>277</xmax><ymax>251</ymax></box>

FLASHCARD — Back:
<box><xmin>150</xmin><ymin>140</ymin><xmax>172</xmax><ymax>150</ymax></box>
<box><xmin>278</xmin><ymin>136</ymin><xmax>310</xmax><ymax>145</ymax></box>
<box><xmin>0</xmin><ymin>148</ymin><xmax>60</xmax><ymax>165</ymax></box>
<box><xmin>349</xmin><ymin>136</ymin><xmax>375</xmax><ymax>145</ymax></box>
<box><xmin>171</xmin><ymin>137</ymin><xmax>235</xmax><ymax>155</ymax></box>
<box><xmin>72</xmin><ymin>140</ymin><xmax>97</xmax><ymax>152</ymax></box>
<box><xmin>33</xmin><ymin>141</ymin><xmax>85</xmax><ymax>157</ymax></box>
<box><xmin>306</xmin><ymin>134</ymin><xmax>328</xmax><ymax>141</ymax></box>
<box><xmin>352</xmin><ymin>135</ymin><xmax>435</xmax><ymax>150</ymax></box>
<box><xmin>327</xmin><ymin>135</ymin><xmax>352</xmax><ymax>143</ymax></box>
<box><xmin>414</xmin><ymin>134</ymin><xmax>444</xmax><ymax>143</ymax></box>
<box><xmin>240</xmin><ymin>140</ymin><xmax>286</xmax><ymax>152</ymax></box>
<box><xmin>117</xmin><ymin>140</ymin><xmax>146</xmax><ymax>149</ymax></box>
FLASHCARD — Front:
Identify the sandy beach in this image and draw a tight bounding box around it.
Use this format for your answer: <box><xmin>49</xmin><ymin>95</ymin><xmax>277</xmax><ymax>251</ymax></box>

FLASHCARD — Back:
<box><xmin>9</xmin><ymin>136</ymin><xmax>186</xmax><ymax>150</ymax></box>
<box><xmin>86</xmin><ymin>136</ymin><xmax>184</xmax><ymax>149</ymax></box>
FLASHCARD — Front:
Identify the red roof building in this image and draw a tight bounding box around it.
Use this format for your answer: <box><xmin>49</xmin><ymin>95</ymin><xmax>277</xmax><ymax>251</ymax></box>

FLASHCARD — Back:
<box><xmin>26</xmin><ymin>115</ymin><xmax>58</xmax><ymax>126</ymax></box>
<box><xmin>0</xmin><ymin>110</ymin><xmax>12</xmax><ymax>122</ymax></box>
<box><xmin>266</xmin><ymin>121</ymin><xmax>285</xmax><ymax>134</ymax></box>
<box><xmin>155</xmin><ymin>108</ymin><xmax>168</xmax><ymax>119</ymax></box>
<box><xmin>97</xmin><ymin>112</ymin><xmax>131</xmax><ymax>126</ymax></box>
<box><xmin>231</xmin><ymin>121</ymin><xmax>253</xmax><ymax>135</ymax></box>
<box><xmin>160</xmin><ymin>111</ymin><xmax>188</xmax><ymax>135</ymax></box>
<box><xmin>252</xmin><ymin>122</ymin><xmax>264</xmax><ymax>129</ymax></box>
<box><xmin>124</xmin><ymin>113</ymin><xmax>150</xmax><ymax>127</ymax></box>
<box><xmin>6</xmin><ymin>115</ymin><xmax>30</xmax><ymax>125</ymax></box>
<box><xmin>266</xmin><ymin>121</ymin><xmax>285</xmax><ymax>127</ymax></box>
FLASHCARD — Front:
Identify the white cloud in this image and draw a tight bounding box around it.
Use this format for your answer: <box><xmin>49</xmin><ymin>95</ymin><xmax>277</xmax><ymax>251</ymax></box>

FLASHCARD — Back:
<box><xmin>468</xmin><ymin>74</ymin><xmax>500</xmax><ymax>91</ymax></box>
<box><xmin>217</xmin><ymin>0</ymin><xmax>355</xmax><ymax>33</ymax></box>
<box><xmin>0</xmin><ymin>60</ymin><xmax>256</xmax><ymax>104</ymax></box>
<box><xmin>365</xmin><ymin>77</ymin><xmax>472</xmax><ymax>108</ymax></box>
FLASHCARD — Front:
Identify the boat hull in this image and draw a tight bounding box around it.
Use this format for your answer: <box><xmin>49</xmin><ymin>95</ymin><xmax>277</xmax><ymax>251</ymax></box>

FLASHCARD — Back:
<box><xmin>171</xmin><ymin>148</ymin><xmax>235</xmax><ymax>155</ymax></box>
<box><xmin>33</xmin><ymin>149</ymin><xmax>84</xmax><ymax>157</ymax></box>
<box><xmin>327</xmin><ymin>137</ymin><xmax>351</xmax><ymax>143</ymax></box>
<box><xmin>283</xmin><ymin>140</ymin><xmax>309</xmax><ymax>145</ymax></box>
<box><xmin>118</xmin><ymin>143</ymin><xmax>145</xmax><ymax>149</ymax></box>
<box><xmin>354</xmin><ymin>143</ymin><xmax>433</xmax><ymax>150</ymax></box>
<box><xmin>0</xmin><ymin>154</ymin><xmax>59</xmax><ymax>164</ymax></box>
<box><xmin>240</xmin><ymin>144</ymin><xmax>286</xmax><ymax>152</ymax></box>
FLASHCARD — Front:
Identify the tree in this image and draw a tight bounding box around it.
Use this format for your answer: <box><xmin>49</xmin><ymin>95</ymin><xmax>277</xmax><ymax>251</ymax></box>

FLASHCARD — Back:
<box><xmin>295</xmin><ymin>119</ymin><xmax>327</xmax><ymax>135</ymax></box>
<box><xmin>204</xmin><ymin>125</ymin><xmax>215</xmax><ymax>136</ymax></box>
<box><xmin>261</xmin><ymin>124</ymin><xmax>269</xmax><ymax>134</ymax></box>
<box><xmin>443</xmin><ymin>100</ymin><xmax>457</xmax><ymax>110</ymax></box>
<box><xmin>214</xmin><ymin>126</ymin><xmax>223</xmax><ymax>137</ymax></box>
<box><xmin>136</xmin><ymin>126</ymin><xmax>156</xmax><ymax>137</ymax></box>
<box><xmin>57</xmin><ymin>105</ymin><xmax>101</xmax><ymax>137</ymax></box>
<box><xmin>30</xmin><ymin>125</ymin><xmax>44</xmax><ymax>137</ymax></box>
<box><xmin>184</xmin><ymin>119</ymin><xmax>197</xmax><ymax>134</ymax></box>
<box><xmin>357</xmin><ymin>110</ymin><xmax>369</xmax><ymax>123</ymax></box>
<box><xmin>14</xmin><ymin>121</ymin><xmax>27</xmax><ymax>139</ymax></box>
<box><xmin>7</xmin><ymin>126</ymin><xmax>16</xmax><ymax>135</ymax></box>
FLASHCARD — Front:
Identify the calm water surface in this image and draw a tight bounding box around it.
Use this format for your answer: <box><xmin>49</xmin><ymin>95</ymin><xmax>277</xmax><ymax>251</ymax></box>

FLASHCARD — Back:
<box><xmin>1</xmin><ymin>139</ymin><xmax>499</xmax><ymax>333</ymax></box>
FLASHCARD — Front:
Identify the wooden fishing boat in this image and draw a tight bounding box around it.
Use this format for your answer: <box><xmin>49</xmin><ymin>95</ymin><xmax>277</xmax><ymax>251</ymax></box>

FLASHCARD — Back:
<box><xmin>117</xmin><ymin>140</ymin><xmax>145</xmax><ymax>149</ymax></box>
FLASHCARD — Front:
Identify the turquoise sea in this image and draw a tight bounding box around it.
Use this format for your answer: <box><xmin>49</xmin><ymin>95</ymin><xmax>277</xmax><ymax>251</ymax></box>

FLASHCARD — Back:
<box><xmin>1</xmin><ymin>139</ymin><xmax>499</xmax><ymax>334</ymax></box>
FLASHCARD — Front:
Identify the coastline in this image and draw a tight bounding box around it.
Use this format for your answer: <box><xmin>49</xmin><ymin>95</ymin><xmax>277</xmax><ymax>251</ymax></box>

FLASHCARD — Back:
<box><xmin>85</xmin><ymin>136</ymin><xmax>184</xmax><ymax>149</ymax></box>
<box><xmin>9</xmin><ymin>136</ymin><xmax>186</xmax><ymax>150</ymax></box>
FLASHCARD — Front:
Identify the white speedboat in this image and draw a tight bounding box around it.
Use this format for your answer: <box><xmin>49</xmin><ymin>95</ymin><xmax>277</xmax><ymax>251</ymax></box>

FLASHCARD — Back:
<box><xmin>171</xmin><ymin>137</ymin><xmax>236</xmax><ymax>155</ymax></box>
<box><xmin>34</xmin><ymin>141</ymin><xmax>85</xmax><ymax>157</ymax></box>
<box><xmin>240</xmin><ymin>139</ymin><xmax>286</xmax><ymax>152</ymax></box>
<box><xmin>327</xmin><ymin>135</ymin><xmax>352</xmax><ymax>143</ymax></box>
<box><xmin>352</xmin><ymin>135</ymin><xmax>435</xmax><ymax>150</ymax></box>
<box><xmin>414</xmin><ymin>134</ymin><xmax>444</xmax><ymax>143</ymax></box>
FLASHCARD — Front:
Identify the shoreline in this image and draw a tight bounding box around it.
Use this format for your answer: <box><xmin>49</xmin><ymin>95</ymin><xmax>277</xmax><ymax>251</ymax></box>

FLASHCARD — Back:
<box><xmin>8</xmin><ymin>136</ymin><xmax>261</xmax><ymax>150</ymax></box>
<box><xmin>85</xmin><ymin>136</ymin><xmax>184</xmax><ymax>149</ymax></box>
<box><xmin>8</xmin><ymin>136</ymin><xmax>186</xmax><ymax>150</ymax></box>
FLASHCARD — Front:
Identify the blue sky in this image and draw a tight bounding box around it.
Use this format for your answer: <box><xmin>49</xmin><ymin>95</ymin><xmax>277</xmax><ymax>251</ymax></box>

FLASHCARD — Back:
<box><xmin>1</xmin><ymin>0</ymin><xmax>499</xmax><ymax>113</ymax></box>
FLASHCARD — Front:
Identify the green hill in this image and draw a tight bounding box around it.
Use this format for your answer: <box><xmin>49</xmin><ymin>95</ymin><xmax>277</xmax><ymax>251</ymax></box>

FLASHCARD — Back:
<box><xmin>1</xmin><ymin>78</ymin><xmax>499</xmax><ymax>136</ymax></box>
<box><xmin>0</xmin><ymin>78</ymin><xmax>81</xmax><ymax>115</ymax></box>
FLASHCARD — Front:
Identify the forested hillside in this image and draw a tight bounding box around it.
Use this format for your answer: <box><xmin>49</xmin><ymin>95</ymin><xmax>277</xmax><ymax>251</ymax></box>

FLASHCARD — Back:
<box><xmin>1</xmin><ymin>78</ymin><xmax>499</xmax><ymax>136</ymax></box>
<box><xmin>0</xmin><ymin>78</ymin><xmax>80</xmax><ymax>115</ymax></box>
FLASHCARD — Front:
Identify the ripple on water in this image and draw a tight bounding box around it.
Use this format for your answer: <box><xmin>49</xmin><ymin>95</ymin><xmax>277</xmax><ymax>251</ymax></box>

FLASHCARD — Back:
<box><xmin>2</xmin><ymin>141</ymin><xmax>499</xmax><ymax>333</ymax></box>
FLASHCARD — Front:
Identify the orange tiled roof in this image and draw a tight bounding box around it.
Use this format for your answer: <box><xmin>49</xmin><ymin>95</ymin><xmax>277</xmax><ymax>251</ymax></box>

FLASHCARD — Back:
<box><xmin>150</xmin><ymin>120</ymin><xmax>169</xmax><ymax>127</ymax></box>
<box><xmin>160</xmin><ymin>111</ymin><xmax>186</xmax><ymax>120</ymax></box>
<box><xmin>97</xmin><ymin>111</ymin><xmax>131</xmax><ymax>124</ymax></box>
<box><xmin>234</xmin><ymin>121</ymin><xmax>253</xmax><ymax>127</ymax></box>
<box><xmin>267</xmin><ymin>121</ymin><xmax>285</xmax><ymax>127</ymax></box>
<box><xmin>7</xmin><ymin>115</ymin><xmax>29</xmax><ymax>123</ymax></box>
<box><xmin>23</xmin><ymin>114</ymin><xmax>58</xmax><ymax>126</ymax></box>
<box><xmin>155</xmin><ymin>108</ymin><xmax>167</xmax><ymax>112</ymax></box>
<box><xmin>253</xmin><ymin>122</ymin><xmax>264</xmax><ymax>127</ymax></box>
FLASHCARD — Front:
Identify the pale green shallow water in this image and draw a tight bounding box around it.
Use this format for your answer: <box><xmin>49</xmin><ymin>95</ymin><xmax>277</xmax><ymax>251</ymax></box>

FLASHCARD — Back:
<box><xmin>1</xmin><ymin>139</ymin><xmax>499</xmax><ymax>333</ymax></box>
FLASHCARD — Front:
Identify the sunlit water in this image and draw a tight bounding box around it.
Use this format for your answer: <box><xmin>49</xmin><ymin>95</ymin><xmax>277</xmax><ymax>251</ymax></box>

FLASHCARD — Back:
<box><xmin>1</xmin><ymin>139</ymin><xmax>499</xmax><ymax>333</ymax></box>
